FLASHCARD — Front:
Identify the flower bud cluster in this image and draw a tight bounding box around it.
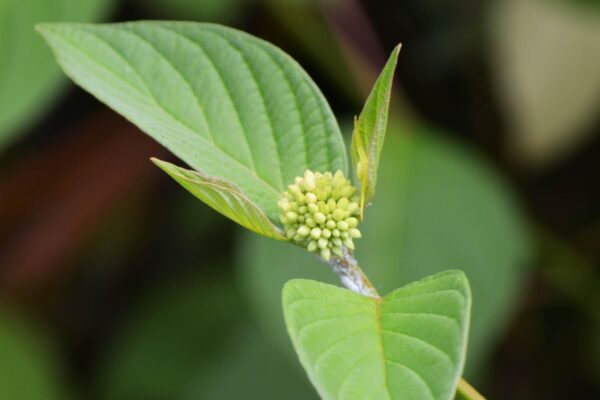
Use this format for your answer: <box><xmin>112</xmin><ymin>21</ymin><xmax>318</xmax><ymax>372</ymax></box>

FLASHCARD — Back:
<box><xmin>278</xmin><ymin>170</ymin><xmax>362</xmax><ymax>261</ymax></box>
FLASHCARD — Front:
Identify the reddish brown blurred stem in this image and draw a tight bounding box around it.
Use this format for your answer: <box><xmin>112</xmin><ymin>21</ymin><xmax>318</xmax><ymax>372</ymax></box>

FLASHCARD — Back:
<box><xmin>0</xmin><ymin>109</ymin><xmax>167</xmax><ymax>294</ymax></box>
<box><xmin>320</xmin><ymin>0</ymin><xmax>386</xmax><ymax>96</ymax></box>
<box><xmin>318</xmin><ymin>0</ymin><xmax>417</xmax><ymax>125</ymax></box>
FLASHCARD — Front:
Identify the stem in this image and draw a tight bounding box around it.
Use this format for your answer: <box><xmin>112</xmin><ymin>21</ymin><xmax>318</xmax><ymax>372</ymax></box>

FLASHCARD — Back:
<box><xmin>325</xmin><ymin>247</ymin><xmax>380</xmax><ymax>298</ymax></box>
<box><xmin>456</xmin><ymin>378</ymin><xmax>487</xmax><ymax>400</ymax></box>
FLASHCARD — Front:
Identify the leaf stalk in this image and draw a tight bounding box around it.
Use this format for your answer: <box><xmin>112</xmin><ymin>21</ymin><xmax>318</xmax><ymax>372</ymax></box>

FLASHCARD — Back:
<box><xmin>456</xmin><ymin>378</ymin><xmax>487</xmax><ymax>400</ymax></box>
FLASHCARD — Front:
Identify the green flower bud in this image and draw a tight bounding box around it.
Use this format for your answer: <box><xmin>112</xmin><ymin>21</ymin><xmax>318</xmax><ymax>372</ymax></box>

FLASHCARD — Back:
<box><xmin>310</xmin><ymin>227</ymin><xmax>322</xmax><ymax>240</ymax></box>
<box><xmin>278</xmin><ymin>169</ymin><xmax>362</xmax><ymax>259</ymax></box>
<box><xmin>337</xmin><ymin>197</ymin><xmax>349</xmax><ymax>210</ymax></box>
<box><xmin>314</xmin><ymin>212</ymin><xmax>327</xmax><ymax>224</ymax></box>
<box><xmin>297</xmin><ymin>225</ymin><xmax>310</xmax><ymax>237</ymax></box>
<box><xmin>286</xmin><ymin>211</ymin><xmax>298</xmax><ymax>222</ymax></box>
<box><xmin>327</xmin><ymin>199</ymin><xmax>337</xmax><ymax>211</ymax></box>
<box><xmin>344</xmin><ymin>238</ymin><xmax>355</xmax><ymax>250</ymax></box>
<box><xmin>317</xmin><ymin>237</ymin><xmax>328</xmax><ymax>249</ymax></box>
<box><xmin>337</xmin><ymin>220</ymin><xmax>349</xmax><ymax>231</ymax></box>
<box><xmin>349</xmin><ymin>228</ymin><xmax>362</xmax><ymax>239</ymax></box>
<box><xmin>332</xmin><ymin>209</ymin><xmax>345</xmax><ymax>221</ymax></box>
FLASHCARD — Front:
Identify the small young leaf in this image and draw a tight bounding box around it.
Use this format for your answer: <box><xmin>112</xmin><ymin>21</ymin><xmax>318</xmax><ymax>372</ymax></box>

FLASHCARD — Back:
<box><xmin>153</xmin><ymin>158</ymin><xmax>285</xmax><ymax>240</ymax></box>
<box><xmin>351</xmin><ymin>45</ymin><xmax>400</xmax><ymax>217</ymax></box>
<box><xmin>283</xmin><ymin>270</ymin><xmax>470</xmax><ymax>400</ymax></box>
<box><xmin>37</xmin><ymin>22</ymin><xmax>347</xmax><ymax>221</ymax></box>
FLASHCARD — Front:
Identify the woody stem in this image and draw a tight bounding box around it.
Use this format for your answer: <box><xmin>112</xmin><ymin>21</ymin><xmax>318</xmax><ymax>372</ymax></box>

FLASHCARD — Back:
<box><xmin>325</xmin><ymin>247</ymin><xmax>380</xmax><ymax>298</ymax></box>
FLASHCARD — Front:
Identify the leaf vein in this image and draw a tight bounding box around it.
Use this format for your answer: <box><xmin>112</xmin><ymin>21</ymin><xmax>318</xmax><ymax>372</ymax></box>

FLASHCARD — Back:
<box><xmin>380</xmin><ymin>329</ymin><xmax>455</xmax><ymax>365</ymax></box>
<box><xmin>296</xmin><ymin>312</ymin><xmax>367</xmax><ymax>340</ymax></box>
<box><xmin>69</xmin><ymin>27</ymin><xmax>281</xmax><ymax>198</ymax></box>
<box><xmin>385</xmin><ymin>359</ymin><xmax>435</xmax><ymax>400</ymax></box>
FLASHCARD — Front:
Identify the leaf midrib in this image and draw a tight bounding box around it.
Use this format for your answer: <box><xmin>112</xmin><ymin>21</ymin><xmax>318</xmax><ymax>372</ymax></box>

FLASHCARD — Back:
<box><xmin>374</xmin><ymin>296</ymin><xmax>453</xmax><ymax>400</ymax></box>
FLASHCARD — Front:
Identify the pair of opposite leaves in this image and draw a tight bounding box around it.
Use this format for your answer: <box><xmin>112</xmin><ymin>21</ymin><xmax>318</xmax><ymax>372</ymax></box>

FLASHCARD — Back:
<box><xmin>39</xmin><ymin>22</ymin><xmax>470</xmax><ymax>400</ymax></box>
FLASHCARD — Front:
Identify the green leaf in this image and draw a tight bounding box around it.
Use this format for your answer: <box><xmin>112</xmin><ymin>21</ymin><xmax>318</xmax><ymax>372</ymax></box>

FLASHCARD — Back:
<box><xmin>96</xmin><ymin>271</ymin><xmax>240</xmax><ymax>400</ymax></box>
<box><xmin>283</xmin><ymin>270</ymin><xmax>471</xmax><ymax>400</ymax></box>
<box><xmin>239</xmin><ymin>127</ymin><xmax>529</xmax><ymax>379</ymax></box>
<box><xmin>186</xmin><ymin>326</ymin><xmax>318</xmax><ymax>400</ymax></box>
<box><xmin>351</xmin><ymin>45</ymin><xmax>400</xmax><ymax>216</ymax></box>
<box><xmin>0</xmin><ymin>307</ymin><xmax>69</xmax><ymax>400</ymax></box>
<box><xmin>38</xmin><ymin>21</ymin><xmax>348</xmax><ymax>221</ymax></box>
<box><xmin>0</xmin><ymin>0</ymin><xmax>112</xmax><ymax>152</ymax></box>
<box><xmin>95</xmin><ymin>265</ymin><xmax>317</xmax><ymax>400</ymax></box>
<box><xmin>152</xmin><ymin>158</ymin><xmax>285</xmax><ymax>240</ymax></box>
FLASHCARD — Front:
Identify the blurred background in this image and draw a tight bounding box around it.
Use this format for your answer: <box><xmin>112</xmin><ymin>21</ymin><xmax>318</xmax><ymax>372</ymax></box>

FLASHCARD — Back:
<box><xmin>0</xmin><ymin>0</ymin><xmax>599</xmax><ymax>399</ymax></box>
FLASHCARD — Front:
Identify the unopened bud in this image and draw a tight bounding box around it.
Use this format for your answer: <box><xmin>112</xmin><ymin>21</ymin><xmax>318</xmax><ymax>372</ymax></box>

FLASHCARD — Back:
<box><xmin>278</xmin><ymin>169</ymin><xmax>363</xmax><ymax>259</ymax></box>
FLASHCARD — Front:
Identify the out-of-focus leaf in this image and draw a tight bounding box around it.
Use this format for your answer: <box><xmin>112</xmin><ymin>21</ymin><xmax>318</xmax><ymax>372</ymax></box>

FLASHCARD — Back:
<box><xmin>153</xmin><ymin>159</ymin><xmax>285</xmax><ymax>240</ymax></box>
<box><xmin>0</xmin><ymin>308</ymin><xmax>68</xmax><ymax>400</ymax></box>
<box><xmin>238</xmin><ymin>127</ymin><xmax>530</xmax><ymax>379</ymax></box>
<box><xmin>96</xmin><ymin>268</ymin><xmax>316</xmax><ymax>400</ymax></box>
<box><xmin>0</xmin><ymin>0</ymin><xmax>112</xmax><ymax>152</ymax></box>
<box><xmin>186</xmin><ymin>325</ymin><xmax>318</xmax><ymax>400</ymax></box>
<box><xmin>145</xmin><ymin>0</ymin><xmax>248</xmax><ymax>23</ymax></box>
<box><xmin>351</xmin><ymin>44</ymin><xmax>400</xmax><ymax>217</ymax></box>
<box><xmin>283</xmin><ymin>271</ymin><xmax>471</xmax><ymax>400</ymax></box>
<box><xmin>38</xmin><ymin>22</ymin><xmax>348</xmax><ymax>221</ymax></box>
<box><xmin>491</xmin><ymin>0</ymin><xmax>600</xmax><ymax>166</ymax></box>
<box><xmin>96</xmin><ymin>272</ymin><xmax>240</xmax><ymax>400</ymax></box>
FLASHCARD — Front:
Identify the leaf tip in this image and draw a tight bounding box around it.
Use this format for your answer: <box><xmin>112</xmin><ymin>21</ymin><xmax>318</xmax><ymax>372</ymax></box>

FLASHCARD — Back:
<box><xmin>149</xmin><ymin>157</ymin><xmax>172</xmax><ymax>173</ymax></box>
<box><xmin>389</xmin><ymin>43</ymin><xmax>402</xmax><ymax>67</ymax></box>
<box><xmin>35</xmin><ymin>22</ymin><xmax>64</xmax><ymax>36</ymax></box>
<box><xmin>34</xmin><ymin>23</ymin><xmax>51</xmax><ymax>37</ymax></box>
<box><xmin>149</xmin><ymin>157</ymin><xmax>164</xmax><ymax>166</ymax></box>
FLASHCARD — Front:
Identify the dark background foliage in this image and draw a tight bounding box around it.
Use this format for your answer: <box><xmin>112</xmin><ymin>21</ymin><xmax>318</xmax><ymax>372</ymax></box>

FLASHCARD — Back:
<box><xmin>0</xmin><ymin>0</ymin><xmax>599</xmax><ymax>399</ymax></box>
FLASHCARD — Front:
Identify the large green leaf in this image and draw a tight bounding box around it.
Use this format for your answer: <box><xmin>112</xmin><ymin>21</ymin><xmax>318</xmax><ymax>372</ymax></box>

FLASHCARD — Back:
<box><xmin>153</xmin><ymin>158</ymin><xmax>285</xmax><ymax>240</ymax></box>
<box><xmin>0</xmin><ymin>0</ymin><xmax>112</xmax><ymax>151</ymax></box>
<box><xmin>0</xmin><ymin>307</ymin><xmax>69</xmax><ymax>400</ymax></box>
<box><xmin>94</xmin><ymin>267</ymin><xmax>317</xmax><ymax>400</ymax></box>
<box><xmin>95</xmin><ymin>272</ymin><xmax>240</xmax><ymax>400</ymax></box>
<box><xmin>38</xmin><ymin>21</ymin><xmax>348</xmax><ymax>221</ymax></box>
<box><xmin>185</xmin><ymin>326</ymin><xmax>318</xmax><ymax>400</ymax></box>
<box><xmin>283</xmin><ymin>270</ymin><xmax>471</xmax><ymax>400</ymax></box>
<box><xmin>239</xmin><ymin>127</ymin><xmax>529</xmax><ymax>379</ymax></box>
<box><xmin>351</xmin><ymin>45</ymin><xmax>400</xmax><ymax>216</ymax></box>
